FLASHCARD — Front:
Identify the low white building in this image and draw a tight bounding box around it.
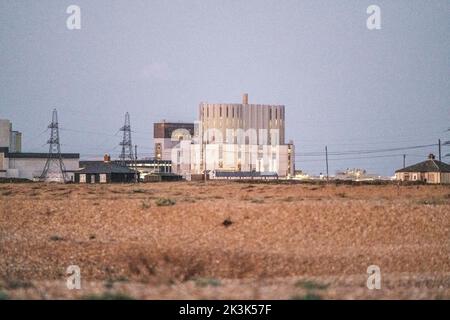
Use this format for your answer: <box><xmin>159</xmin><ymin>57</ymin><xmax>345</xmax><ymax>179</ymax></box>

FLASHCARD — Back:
<box><xmin>0</xmin><ymin>148</ymin><xmax>80</xmax><ymax>181</ymax></box>
<box><xmin>0</xmin><ymin>118</ymin><xmax>79</xmax><ymax>181</ymax></box>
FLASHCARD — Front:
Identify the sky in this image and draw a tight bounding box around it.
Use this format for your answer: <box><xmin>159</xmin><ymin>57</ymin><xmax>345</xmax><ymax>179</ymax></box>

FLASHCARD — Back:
<box><xmin>1</xmin><ymin>0</ymin><xmax>449</xmax><ymax>176</ymax></box>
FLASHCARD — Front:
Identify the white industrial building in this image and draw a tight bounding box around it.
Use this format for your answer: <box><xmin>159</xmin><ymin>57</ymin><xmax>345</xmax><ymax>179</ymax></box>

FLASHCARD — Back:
<box><xmin>161</xmin><ymin>94</ymin><xmax>295</xmax><ymax>179</ymax></box>
<box><xmin>0</xmin><ymin>119</ymin><xmax>79</xmax><ymax>181</ymax></box>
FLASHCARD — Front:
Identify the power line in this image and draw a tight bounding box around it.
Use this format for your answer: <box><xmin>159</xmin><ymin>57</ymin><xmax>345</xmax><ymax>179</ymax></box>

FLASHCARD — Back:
<box><xmin>296</xmin><ymin>153</ymin><xmax>424</xmax><ymax>163</ymax></box>
<box><xmin>295</xmin><ymin>143</ymin><xmax>438</xmax><ymax>157</ymax></box>
<box><xmin>59</xmin><ymin>127</ymin><xmax>121</xmax><ymax>138</ymax></box>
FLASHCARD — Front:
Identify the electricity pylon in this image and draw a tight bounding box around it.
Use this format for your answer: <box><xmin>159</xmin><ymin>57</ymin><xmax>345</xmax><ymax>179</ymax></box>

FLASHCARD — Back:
<box><xmin>119</xmin><ymin>112</ymin><xmax>134</xmax><ymax>165</ymax></box>
<box><xmin>39</xmin><ymin>109</ymin><xmax>68</xmax><ymax>183</ymax></box>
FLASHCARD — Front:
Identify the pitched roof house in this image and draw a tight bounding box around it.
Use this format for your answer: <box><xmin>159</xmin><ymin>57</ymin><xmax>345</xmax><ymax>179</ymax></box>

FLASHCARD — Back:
<box><xmin>395</xmin><ymin>154</ymin><xmax>450</xmax><ymax>184</ymax></box>
<box><xmin>74</xmin><ymin>155</ymin><xmax>138</xmax><ymax>183</ymax></box>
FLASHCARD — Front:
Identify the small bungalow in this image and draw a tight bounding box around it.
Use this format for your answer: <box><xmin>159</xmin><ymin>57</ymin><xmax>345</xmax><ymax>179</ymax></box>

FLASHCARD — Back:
<box><xmin>395</xmin><ymin>154</ymin><xmax>450</xmax><ymax>184</ymax></box>
<box><xmin>75</xmin><ymin>156</ymin><xmax>138</xmax><ymax>183</ymax></box>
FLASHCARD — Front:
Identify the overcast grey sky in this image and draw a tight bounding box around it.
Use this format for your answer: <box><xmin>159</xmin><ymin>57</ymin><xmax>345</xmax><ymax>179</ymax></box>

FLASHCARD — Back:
<box><xmin>1</xmin><ymin>0</ymin><xmax>449</xmax><ymax>175</ymax></box>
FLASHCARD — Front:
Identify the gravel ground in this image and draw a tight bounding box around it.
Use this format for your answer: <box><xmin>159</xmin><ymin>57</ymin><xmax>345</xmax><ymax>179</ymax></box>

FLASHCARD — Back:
<box><xmin>0</xmin><ymin>182</ymin><xmax>449</xmax><ymax>299</ymax></box>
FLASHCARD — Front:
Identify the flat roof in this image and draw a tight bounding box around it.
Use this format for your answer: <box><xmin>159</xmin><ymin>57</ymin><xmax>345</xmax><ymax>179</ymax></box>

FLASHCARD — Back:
<box><xmin>8</xmin><ymin>152</ymin><xmax>80</xmax><ymax>159</ymax></box>
<box><xmin>0</xmin><ymin>147</ymin><xmax>79</xmax><ymax>159</ymax></box>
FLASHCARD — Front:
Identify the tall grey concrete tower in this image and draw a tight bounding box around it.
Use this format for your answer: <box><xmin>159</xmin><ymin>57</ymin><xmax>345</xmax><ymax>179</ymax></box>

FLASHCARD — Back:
<box><xmin>199</xmin><ymin>93</ymin><xmax>286</xmax><ymax>145</ymax></box>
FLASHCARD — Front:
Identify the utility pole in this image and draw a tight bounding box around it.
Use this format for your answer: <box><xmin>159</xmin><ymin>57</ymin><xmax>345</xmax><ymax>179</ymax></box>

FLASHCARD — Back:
<box><xmin>325</xmin><ymin>145</ymin><xmax>329</xmax><ymax>181</ymax></box>
<box><xmin>40</xmin><ymin>109</ymin><xmax>68</xmax><ymax>183</ymax></box>
<box><xmin>202</xmin><ymin>119</ymin><xmax>207</xmax><ymax>184</ymax></box>
<box><xmin>438</xmin><ymin>139</ymin><xmax>441</xmax><ymax>161</ymax></box>
<box><xmin>403</xmin><ymin>154</ymin><xmax>406</xmax><ymax>168</ymax></box>
<box><xmin>204</xmin><ymin>140</ymin><xmax>207</xmax><ymax>183</ymax></box>
<box><xmin>134</xmin><ymin>144</ymin><xmax>138</xmax><ymax>183</ymax></box>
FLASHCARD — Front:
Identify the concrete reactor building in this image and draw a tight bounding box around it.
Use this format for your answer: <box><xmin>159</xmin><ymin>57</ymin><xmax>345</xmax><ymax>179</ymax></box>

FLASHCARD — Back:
<box><xmin>166</xmin><ymin>94</ymin><xmax>295</xmax><ymax>179</ymax></box>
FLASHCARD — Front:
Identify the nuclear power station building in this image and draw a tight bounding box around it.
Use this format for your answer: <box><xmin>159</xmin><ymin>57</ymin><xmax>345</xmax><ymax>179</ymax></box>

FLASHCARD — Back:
<box><xmin>157</xmin><ymin>94</ymin><xmax>295</xmax><ymax>178</ymax></box>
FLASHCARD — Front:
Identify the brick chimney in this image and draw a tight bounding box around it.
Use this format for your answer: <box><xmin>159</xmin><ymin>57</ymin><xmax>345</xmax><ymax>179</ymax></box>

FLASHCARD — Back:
<box><xmin>104</xmin><ymin>153</ymin><xmax>111</xmax><ymax>162</ymax></box>
<box><xmin>242</xmin><ymin>93</ymin><xmax>248</xmax><ymax>105</ymax></box>
<box><xmin>428</xmin><ymin>153</ymin><xmax>435</xmax><ymax>160</ymax></box>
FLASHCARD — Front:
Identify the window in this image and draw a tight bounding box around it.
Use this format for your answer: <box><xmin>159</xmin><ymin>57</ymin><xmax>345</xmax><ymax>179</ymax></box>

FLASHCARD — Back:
<box><xmin>80</xmin><ymin>174</ymin><xmax>86</xmax><ymax>183</ymax></box>
<box><xmin>275</xmin><ymin>109</ymin><xmax>278</xmax><ymax>119</ymax></box>
<box><xmin>220</xmin><ymin>107</ymin><xmax>222</xmax><ymax>117</ymax></box>
<box><xmin>155</xmin><ymin>143</ymin><xmax>162</xmax><ymax>159</ymax></box>
<box><xmin>269</xmin><ymin>109</ymin><xmax>272</xmax><ymax>120</ymax></box>
<box><xmin>207</xmin><ymin>107</ymin><xmax>209</xmax><ymax>117</ymax></box>
<box><xmin>232</xmin><ymin>108</ymin><xmax>235</xmax><ymax>118</ymax></box>
<box><xmin>100</xmin><ymin>174</ymin><xmax>107</xmax><ymax>183</ymax></box>
<box><xmin>226</xmin><ymin>107</ymin><xmax>229</xmax><ymax>118</ymax></box>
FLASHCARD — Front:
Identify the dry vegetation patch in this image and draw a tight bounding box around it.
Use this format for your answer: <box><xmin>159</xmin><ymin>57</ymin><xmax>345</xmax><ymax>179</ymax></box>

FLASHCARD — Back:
<box><xmin>0</xmin><ymin>182</ymin><xmax>449</xmax><ymax>299</ymax></box>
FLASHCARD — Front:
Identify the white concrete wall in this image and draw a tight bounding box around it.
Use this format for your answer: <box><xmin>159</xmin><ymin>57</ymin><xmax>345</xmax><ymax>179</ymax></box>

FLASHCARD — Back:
<box><xmin>7</xmin><ymin>158</ymin><xmax>79</xmax><ymax>180</ymax></box>
<box><xmin>0</xmin><ymin>119</ymin><xmax>11</xmax><ymax>148</ymax></box>
<box><xmin>441</xmin><ymin>172</ymin><xmax>450</xmax><ymax>184</ymax></box>
<box><xmin>187</xmin><ymin>143</ymin><xmax>291</xmax><ymax>177</ymax></box>
<box><xmin>0</xmin><ymin>152</ymin><xmax>6</xmax><ymax>170</ymax></box>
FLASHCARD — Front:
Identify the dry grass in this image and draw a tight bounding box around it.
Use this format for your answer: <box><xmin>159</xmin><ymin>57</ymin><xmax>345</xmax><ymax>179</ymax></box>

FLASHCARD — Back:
<box><xmin>0</xmin><ymin>182</ymin><xmax>449</xmax><ymax>299</ymax></box>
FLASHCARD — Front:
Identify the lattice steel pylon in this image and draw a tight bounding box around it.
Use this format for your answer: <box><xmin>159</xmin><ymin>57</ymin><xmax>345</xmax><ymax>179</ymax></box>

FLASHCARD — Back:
<box><xmin>39</xmin><ymin>109</ymin><xmax>68</xmax><ymax>183</ymax></box>
<box><xmin>119</xmin><ymin>112</ymin><xmax>134</xmax><ymax>165</ymax></box>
